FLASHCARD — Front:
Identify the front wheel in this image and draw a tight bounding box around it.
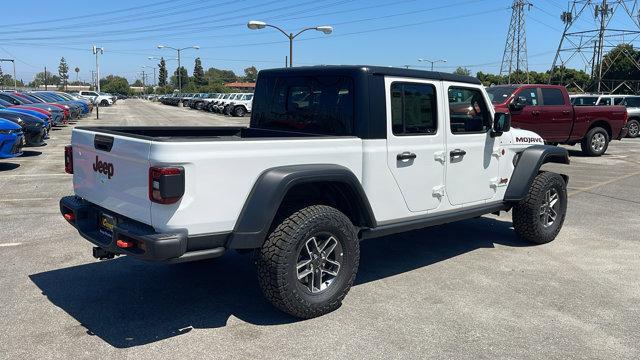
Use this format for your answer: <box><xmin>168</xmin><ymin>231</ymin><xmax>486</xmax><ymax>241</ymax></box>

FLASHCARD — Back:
<box><xmin>627</xmin><ymin>119</ymin><xmax>639</xmax><ymax>138</ymax></box>
<box><xmin>512</xmin><ymin>172</ymin><xmax>567</xmax><ymax>244</ymax></box>
<box><xmin>580</xmin><ymin>127</ymin><xmax>609</xmax><ymax>156</ymax></box>
<box><xmin>100</xmin><ymin>99</ymin><xmax>109</xmax><ymax>107</ymax></box>
<box><xmin>257</xmin><ymin>205</ymin><xmax>359</xmax><ymax>318</ymax></box>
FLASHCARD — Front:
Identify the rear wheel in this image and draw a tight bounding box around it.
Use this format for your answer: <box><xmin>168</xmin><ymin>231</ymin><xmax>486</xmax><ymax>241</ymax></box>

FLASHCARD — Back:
<box><xmin>580</xmin><ymin>127</ymin><xmax>609</xmax><ymax>156</ymax></box>
<box><xmin>257</xmin><ymin>205</ymin><xmax>359</xmax><ymax>318</ymax></box>
<box><xmin>233</xmin><ymin>106</ymin><xmax>246</xmax><ymax>117</ymax></box>
<box><xmin>627</xmin><ymin>119</ymin><xmax>639</xmax><ymax>138</ymax></box>
<box><xmin>513</xmin><ymin>172</ymin><xmax>567</xmax><ymax>244</ymax></box>
<box><xmin>100</xmin><ymin>99</ymin><xmax>109</xmax><ymax>106</ymax></box>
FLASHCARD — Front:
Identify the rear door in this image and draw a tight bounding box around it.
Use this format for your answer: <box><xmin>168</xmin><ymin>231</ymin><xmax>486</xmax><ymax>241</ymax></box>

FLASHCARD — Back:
<box><xmin>538</xmin><ymin>87</ymin><xmax>573</xmax><ymax>142</ymax></box>
<box><xmin>510</xmin><ymin>86</ymin><xmax>542</xmax><ymax>134</ymax></box>
<box><xmin>445</xmin><ymin>84</ymin><xmax>499</xmax><ymax>205</ymax></box>
<box><xmin>72</xmin><ymin>129</ymin><xmax>152</xmax><ymax>224</ymax></box>
<box><xmin>385</xmin><ymin>77</ymin><xmax>446</xmax><ymax>212</ymax></box>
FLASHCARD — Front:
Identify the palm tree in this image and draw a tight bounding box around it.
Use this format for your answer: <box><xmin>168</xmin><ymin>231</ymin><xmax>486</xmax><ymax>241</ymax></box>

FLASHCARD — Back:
<box><xmin>74</xmin><ymin>67</ymin><xmax>80</xmax><ymax>83</ymax></box>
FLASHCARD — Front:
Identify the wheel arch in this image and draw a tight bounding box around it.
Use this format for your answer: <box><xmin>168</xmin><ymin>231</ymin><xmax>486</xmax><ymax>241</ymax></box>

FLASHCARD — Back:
<box><xmin>589</xmin><ymin>119</ymin><xmax>612</xmax><ymax>138</ymax></box>
<box><xmin>504</xmin><ymin>145</ymin><xmax>569</xmax><ymax>202</ymax></box>
<box><xmin>227</xmin><ymin>164</ymin><xmax>376</xmax><ymax>249</ymax></box>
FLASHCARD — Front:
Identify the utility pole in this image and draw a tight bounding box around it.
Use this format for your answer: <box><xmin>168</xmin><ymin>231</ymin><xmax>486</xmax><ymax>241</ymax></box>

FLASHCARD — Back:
<box><xmin>44</xmin><ymin>66</ymin><xmax>48</xmax><ymax>90</ymax></box>
<box><xmin>92</xmin><ymin>45</ymin><xmax>104</xmax><ymax>92</ymax></box>
<box><xmin>500</xmin><ymin>0</ymin><xmax>532</xmax><ymax>83</ymax></box>
<box><xmin>549</xmin><ymin>0</ymin><xmax>640</xmax><ymax>93</ymax></box>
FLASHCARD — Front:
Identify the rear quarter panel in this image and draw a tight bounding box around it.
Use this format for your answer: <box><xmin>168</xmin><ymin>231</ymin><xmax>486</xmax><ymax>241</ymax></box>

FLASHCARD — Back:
<box><xmin>148</xmin><ymin>137</ymin><xmax>363</xmax><ymax>235</ymax></box>
<box><xmin>572</xmin><ymin>105</ymin><xmax>627</xmax><ymax>141</ymax></box>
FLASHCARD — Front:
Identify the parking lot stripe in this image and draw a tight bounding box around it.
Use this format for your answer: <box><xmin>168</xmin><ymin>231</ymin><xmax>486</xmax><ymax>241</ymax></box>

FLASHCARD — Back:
<box><xmin>0</xmin><ymin>243</ymin><xmax>22</xmax><ymax>247</ymax></box>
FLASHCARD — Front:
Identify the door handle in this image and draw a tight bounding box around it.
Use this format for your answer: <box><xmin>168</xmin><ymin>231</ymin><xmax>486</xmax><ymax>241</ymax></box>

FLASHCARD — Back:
<box><xmin>450</xmin><ymin>149</ymin><xmax>467</xmax><ymax>158</ymax></box>
<box><xmin>531</xmin><ymin>110</ymin><xmax>541</xmax><ymax>115</ymax></box>
<box><xmin>562</xmin><ymin>110</ymin><xmax>571</xmax><ymax>114</ymax></box>
<box><xmin>397</xmin><ymin>152</ymin><xmax>417</xmax><ymax>161</ymax></box>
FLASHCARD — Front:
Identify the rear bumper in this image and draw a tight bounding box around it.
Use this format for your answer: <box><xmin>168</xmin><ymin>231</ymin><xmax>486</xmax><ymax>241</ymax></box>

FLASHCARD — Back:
<box><xmin>60</xmin><ymin>196</ymin><xmax>227</xmax><ymax>262</ymax></box>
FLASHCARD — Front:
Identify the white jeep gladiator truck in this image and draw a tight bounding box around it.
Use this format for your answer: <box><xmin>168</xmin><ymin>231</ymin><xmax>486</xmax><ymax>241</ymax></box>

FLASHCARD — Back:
<box><xmin>61</xmin><ymin>66</ymin><xmax>569</xmax><ymax>318</ymax></box>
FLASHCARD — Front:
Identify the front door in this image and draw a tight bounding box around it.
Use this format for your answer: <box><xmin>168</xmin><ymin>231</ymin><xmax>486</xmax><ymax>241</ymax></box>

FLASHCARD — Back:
<box><xmin>445</xmin><ymin>84</ymin><xmax>500</xmax><ymax>206</ymax></box>
<box><xmin>385</xmin><ymin>78</ymin><xmax>446</xmax><ymax>212</ymax></box>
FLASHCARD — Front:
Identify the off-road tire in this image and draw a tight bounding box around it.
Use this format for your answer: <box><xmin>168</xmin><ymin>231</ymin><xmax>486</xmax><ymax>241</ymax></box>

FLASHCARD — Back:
<box><xmin>233</xmin><ymin>106</ymin><xmax>246</xmax><ymax>117</ymax></box>
<box><xmin>627</xmin><ymin>119</ymin><xmax>639</xmax><ymax>138</ymax></box>
<box><xmin>513</xmin><ymin>172</ymin><xmax>567</xmax><ymax>244</ymax></box>
<box><xmin>257</xmin><ymin>205</ymin><xmax>359</xmax><ymax>319</ymax></box>
<box><xmin>580</xmin><ymin>126</ymin><xmax>609</xmax><ymax>156</ymax></box>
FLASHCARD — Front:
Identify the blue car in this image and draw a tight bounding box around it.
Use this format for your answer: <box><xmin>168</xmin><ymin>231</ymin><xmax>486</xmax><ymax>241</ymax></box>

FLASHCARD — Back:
<box><xmin>0</xmin><ymin>118</ymin><xmax>24</xmax><ymax>158</ymax></box>
<box><xmin>0</xmin><ymin>105</ymin><xmax>51</xmax><ymax>133</ymax></box>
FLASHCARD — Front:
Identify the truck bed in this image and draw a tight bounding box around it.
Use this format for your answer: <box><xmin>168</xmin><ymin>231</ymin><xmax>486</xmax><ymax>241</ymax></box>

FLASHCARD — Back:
<box><xmin>75</xmin><ymin>126</ymin><xmax>331</xmax><ymax>142</ymax></box>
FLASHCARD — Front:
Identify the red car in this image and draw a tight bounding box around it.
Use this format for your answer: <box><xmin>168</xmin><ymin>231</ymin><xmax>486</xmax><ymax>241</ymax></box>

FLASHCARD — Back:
<box><xmin>488</xmin><ymin>84</ymin><xmax>628</xmax><ymax>156</ymax></box>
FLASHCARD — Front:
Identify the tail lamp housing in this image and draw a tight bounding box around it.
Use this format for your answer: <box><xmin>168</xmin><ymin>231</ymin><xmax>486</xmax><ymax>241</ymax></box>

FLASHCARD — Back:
<box><xmin>149</xmin><ymin>166</ymin><xmax>185</xmax><ymax>204</ymax></box>
<box><xmin>64</xmin><ymin>145</ymin><xmax>73</xmax><ymax>174</ymax></box>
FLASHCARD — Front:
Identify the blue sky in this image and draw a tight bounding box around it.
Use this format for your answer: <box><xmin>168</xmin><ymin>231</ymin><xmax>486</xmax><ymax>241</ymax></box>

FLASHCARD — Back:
<box><xmin>0</xmin><ymin>0</ymin><xmax>612</xmax><ymax>83</ymax></box>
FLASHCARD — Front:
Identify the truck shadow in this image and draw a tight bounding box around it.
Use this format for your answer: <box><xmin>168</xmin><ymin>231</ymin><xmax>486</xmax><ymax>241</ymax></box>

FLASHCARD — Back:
<box><xmin>29</xmin><ymin>216</ymin><xmax>528</xmax><ymax>348</ymax></box>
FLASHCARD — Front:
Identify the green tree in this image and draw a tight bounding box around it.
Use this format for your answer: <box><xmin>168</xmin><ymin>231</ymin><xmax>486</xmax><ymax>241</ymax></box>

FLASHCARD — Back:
<box><xmin>193</xmin><ymin>58</ymin><xmax>206</xmax><ymax>86</ymax></box>
<box><xmin>58</xmin><ymin>57</ymin><xmax>69</xmax><ymax>90</ymax></box>
<box><xmin>172</xmin><ymin>66</ymin><xmax>189</xmax><ymax>89</ymax></box>
<box><xmin>453</xmin><ymin>67</ymin><xmax>471</xmax><ymax>76</ymax></box>
<box><xmin>243</xmin><ymin>66</ymin><xmax>258</xmax><ymax>82</ymax></box>
<box><xmin>205</xmin><ymin>67</ymin><xmax>238</xmax><ymax>84</ymax></box>
<box><xmin>100</xmin><ymin>75</ymin><xmax>131</xmax><ymax>95</ymax></box>
<box><xmin>132</xmin><ymin>79</ymin><xmax>144</xmax><ymax>87</ymax></box>
<box><xmin>31</xmin><ymin>70</ymin><xmax>60</xmax><ymax>87</ymax></box>
<box><xmin>158</xmin><ymin>58</ymin><xmax>168</xmax><ymax>87</ymax></box>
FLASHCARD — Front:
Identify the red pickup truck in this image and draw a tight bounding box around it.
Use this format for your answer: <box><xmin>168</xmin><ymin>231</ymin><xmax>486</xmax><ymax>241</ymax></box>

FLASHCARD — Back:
<box><xmin>487</xmin><ymin>84</ymin><xmax>628</xmax><ymax>156</ymax></box>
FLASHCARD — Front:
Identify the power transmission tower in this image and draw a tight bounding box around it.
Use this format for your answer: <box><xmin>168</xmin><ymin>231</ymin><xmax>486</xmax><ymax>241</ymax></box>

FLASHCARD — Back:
<box><xmin>550</xmin><ymin>0</ymin><xmax>640</xmax><ymax>93</ymax></box>
<box><xmin>500</xmin><ymin>0</ymin><xmax>533</xmax><ymax>83</ymax></box>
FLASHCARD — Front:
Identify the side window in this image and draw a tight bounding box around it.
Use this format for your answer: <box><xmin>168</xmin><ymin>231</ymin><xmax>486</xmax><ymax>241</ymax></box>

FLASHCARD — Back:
<box><xmin>517</xmin><ymin>88</ymin><xmax>539</xmax><ymax>106</ymax></box>
<box><xmin>614</xmin><ymin>97</ymin><xmax>625</xmax><ymax>105</ymax></box>
<box><xmin>448</xmin><ymin>87</ymin><xmax>492</xmax><ymax>134</ymax></box>
<box><xmin>540</xmin><ymin>88</ymin><xmax>565</xmax><ymax>106</ymax></box>
<box><xmin>624</xmin><ymin>97</ymin><xmax>640</xmax><ymax>107</ymax></box>
<box><xmin>391</xmin><ymin>82</ymin><xmax>437</xmax><ymax>135</ymax></box>
<box><xmin>598</xmin><ymin>98</ymin><xmax>612</xmax><ymax>106</ymax></box>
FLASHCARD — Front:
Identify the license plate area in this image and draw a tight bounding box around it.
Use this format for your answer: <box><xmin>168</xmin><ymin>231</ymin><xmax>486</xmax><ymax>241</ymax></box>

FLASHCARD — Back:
<box><xmin>99</xmin><ymin>213</ymin><xmax>116</xmax><ymax>238</ymax></box>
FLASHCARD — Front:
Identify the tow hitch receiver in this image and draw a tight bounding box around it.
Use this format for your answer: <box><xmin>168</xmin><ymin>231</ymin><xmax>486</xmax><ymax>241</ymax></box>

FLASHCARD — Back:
<box><xmin>93</xmin><ymin>247</ymin><xmax>117</xmax><ymax>260</ymax></box>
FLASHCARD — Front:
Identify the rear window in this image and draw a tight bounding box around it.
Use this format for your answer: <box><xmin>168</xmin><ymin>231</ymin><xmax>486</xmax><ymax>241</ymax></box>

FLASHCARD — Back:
<box><xmin>251</xmin><ymin>75</ymin><xmax>354</xmax><ymax>136</ymax></box>
<box><xmin>541</xmin><ymin>88</ymin><xmax>565</xmax><ymax>106</ymax></box>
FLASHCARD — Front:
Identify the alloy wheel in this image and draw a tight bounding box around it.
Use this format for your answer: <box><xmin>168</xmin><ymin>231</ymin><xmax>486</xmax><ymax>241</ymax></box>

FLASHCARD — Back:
<box><xmin>591</xmin><ymin>133</ymin><xmax>606</xmax><ymax>153</ymax></box>
<box><xmin>296</xmin><ymin>234</ymin><xmax>343</xmax><ymax>293</ymax></box>
<box><xmin>539</xmin><ymin>188</ymin><xmax>560</xmax><ymax>228</ymax></box>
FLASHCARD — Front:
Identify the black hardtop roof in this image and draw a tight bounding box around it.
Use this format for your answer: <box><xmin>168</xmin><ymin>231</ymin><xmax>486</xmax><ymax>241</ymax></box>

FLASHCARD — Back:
<box><xmin>259</xmin><ymin>65</ymin><xmax>482</xmax><ymax>85</ymax></box>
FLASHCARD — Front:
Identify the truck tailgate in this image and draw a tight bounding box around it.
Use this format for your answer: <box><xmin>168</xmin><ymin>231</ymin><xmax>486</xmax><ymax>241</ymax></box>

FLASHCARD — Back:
<box><xmin>72</xmin><ymin>129</ymin><xmax>152</xmax><ymax>225</ymax></box>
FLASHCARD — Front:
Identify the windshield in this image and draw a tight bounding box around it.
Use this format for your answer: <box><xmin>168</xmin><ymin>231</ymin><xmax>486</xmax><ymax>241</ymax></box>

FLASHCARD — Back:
<box><xmin>485</xmin><ymin>86</ymin><xmax>517</xmax><ymax>104</ymax></box>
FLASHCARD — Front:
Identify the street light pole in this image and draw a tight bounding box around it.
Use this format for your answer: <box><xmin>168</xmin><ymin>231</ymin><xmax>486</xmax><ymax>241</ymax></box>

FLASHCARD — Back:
<box><xmin>157</xmin><ymin>45</ymin><xmax>199</xmax><ymax>91</ymax></box>
<box><xmin>418</xmin><ymin>58</ymin><xmax>447</xmax><ymax>71</ymax></box>
<box><xmin>142</xmin><ymin>65</ymin><xmax>156</xmax><ymax>87</ymax></box>
<box><xmin>247</xmin><ymin>21</ymin><xmax>333</xmax><ymax>67</ymax></box>
<box><xmin>0</xmin><ymin>59</ymin><xmax>17</xmax><ymax>90</ymax></box>
<box><xmin>93</xmin><ymin>45</ymin><xmax>104</xmax><ymax>92</ymax></box>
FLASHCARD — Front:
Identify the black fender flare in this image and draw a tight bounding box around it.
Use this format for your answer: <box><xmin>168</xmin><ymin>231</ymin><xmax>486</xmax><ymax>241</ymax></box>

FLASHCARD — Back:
<box><xmin>504</xmin><ymin>145</ymin><xmax>569</xmax><ymax>202</ymax></box>
<box><xmin>227</xmin><ymin>164</ymin><xmax>376</xmax><ymax>249</ymax></box>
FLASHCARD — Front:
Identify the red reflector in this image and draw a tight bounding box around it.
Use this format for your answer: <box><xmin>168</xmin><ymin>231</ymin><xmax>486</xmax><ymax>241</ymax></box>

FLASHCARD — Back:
<box><xmin>64</xmin><ymin>145</ymin><xmax>73</xmax><ymax>174</ymax></box>
<box><xmin>63</xmin><ymin>213</ymin><xmax>75</xmax><ymax>221</ymax></box>
<box><xmin>116</xmin><ymin>239</ymin><xmax>134</xmax><ymax>248</ymax></box>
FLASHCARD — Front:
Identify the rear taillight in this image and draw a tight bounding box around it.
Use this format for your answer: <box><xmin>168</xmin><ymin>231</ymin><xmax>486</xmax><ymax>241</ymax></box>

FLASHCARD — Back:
<box><xmin>64</xmin><ymin>145</ymin><xmax>73</xmax><ymax>174</ymax></box>
<box><xmin>149</xmin><ymin>166</ymin><xmax>185</xmax><ymax>204</ymax></box>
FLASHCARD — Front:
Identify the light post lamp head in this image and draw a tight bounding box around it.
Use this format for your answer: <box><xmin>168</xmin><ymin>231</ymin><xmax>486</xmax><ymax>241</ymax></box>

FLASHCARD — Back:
<box><xmin>192</xmin><ymin>46</ymin><xmax>200</xmax><ymax>50</ymax></box>
<box><xmin>316</xmin><ymin>26</ymin><xmax>333</xmax><ymax>34</ymax></box>
<box><xmin>247</xmin><ymin>20</ymin><xmax>267</xmax><ymax>30</ymax></box>
<box><xmin>157</xmin><ymin>45</ymin><xmax>165</xmax><ymax>49</ymax></box>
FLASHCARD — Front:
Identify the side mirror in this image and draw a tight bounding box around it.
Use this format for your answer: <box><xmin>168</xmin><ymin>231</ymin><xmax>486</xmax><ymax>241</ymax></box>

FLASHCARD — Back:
<box><xmin>510</xmin><ymin>96</ymin><xmax>527</xmax><ymax>111</ymax></box>
<box><xmin>492</xmin><ymin>112</ymin><xmax>511</xmax><ymax>137</ymax></box>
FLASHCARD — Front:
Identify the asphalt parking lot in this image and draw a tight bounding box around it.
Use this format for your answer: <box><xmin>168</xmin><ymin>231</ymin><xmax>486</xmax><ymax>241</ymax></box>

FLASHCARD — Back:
<box><xmin>1</xmin><ymin>99</ymin><xmax>639</xmax><ymax>359</ymax></box>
